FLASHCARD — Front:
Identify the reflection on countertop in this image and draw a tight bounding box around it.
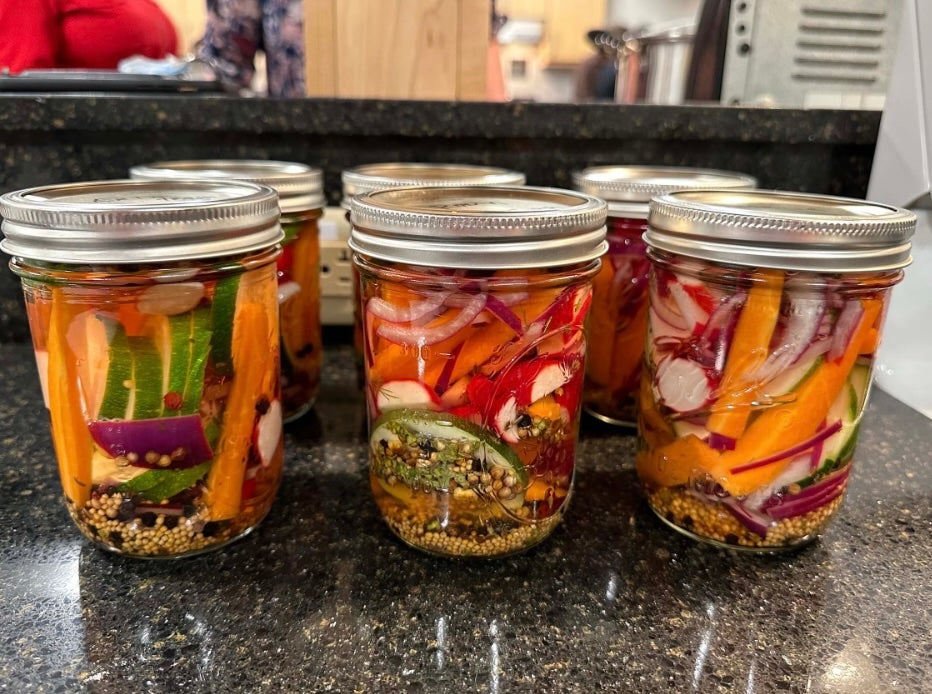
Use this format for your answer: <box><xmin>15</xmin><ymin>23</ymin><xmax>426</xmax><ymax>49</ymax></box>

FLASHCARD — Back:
<box><xmin>0</xmin><ymin>342</ymin><xmax>929</xmax><ymax>692</ymax></box>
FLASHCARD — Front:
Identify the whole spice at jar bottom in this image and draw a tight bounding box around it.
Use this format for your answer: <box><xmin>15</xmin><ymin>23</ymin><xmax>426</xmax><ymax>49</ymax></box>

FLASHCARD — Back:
<box><xmin>375</xmin><ymin>486</ymin><xmax>562</xmax><ymax>558</ymax></box>
<box><xmin>67</xmin><ymin>490</ymin><xmax>261</xmax><ymax>557</ymax></box>
<box><xmin>645</xmin><ymin>486</ymin><xmax>846</xmax><ymax>549</ymax></box>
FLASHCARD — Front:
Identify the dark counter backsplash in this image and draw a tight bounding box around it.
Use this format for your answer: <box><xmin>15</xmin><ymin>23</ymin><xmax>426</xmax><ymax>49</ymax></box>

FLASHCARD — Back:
<box><xmin>0</xmin><ymin>95</ymin><xmax>883</xmax><ymax>342</ymax></box>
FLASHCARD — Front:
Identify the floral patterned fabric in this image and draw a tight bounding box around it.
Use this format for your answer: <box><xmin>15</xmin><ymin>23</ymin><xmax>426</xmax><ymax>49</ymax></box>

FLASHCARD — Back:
<box><xmin>197</xmin><ymin>0</ymin><xmax>304</xmax><ymax>98</ymax></box>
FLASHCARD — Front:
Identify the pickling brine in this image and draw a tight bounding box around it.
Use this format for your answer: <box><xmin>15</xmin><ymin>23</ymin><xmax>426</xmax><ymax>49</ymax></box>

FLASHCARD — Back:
<box><xmin>1</xmin><ymin>179</ymin><xmax>286</xmax><ymax>558</ymax></box>
<box><xmin>639</xmin><ymin>190</ymin><xmax>915</xmax><ymax>551</ymax></box>
<box><xmin>573</xmin><ymin>166</ymin><xmax>757</xmax><ymax>427</ymax></box>
<box><xmin>19</xmin><ymin>254</ymin><xmax>283</xmax><ymax>557</ymax></box>
<box><xmin>361</xmin><ymin>261</ymin><xmax>597</xmax><ymax>557</ymax></box>
<box><xmin>583</xmin><ymin>216</ymin><xmax>650</xmax><ymax>425</ymax></box>
<box><xmin>350</xmin><ymin>185</ymin><xmax>607</xmax><ymax>558</ymax></box>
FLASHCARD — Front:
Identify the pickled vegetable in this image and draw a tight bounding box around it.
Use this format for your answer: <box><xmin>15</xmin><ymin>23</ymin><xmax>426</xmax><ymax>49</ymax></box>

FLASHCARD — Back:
<box><xmin>277</xmin><ymin>216</ymin><xmax>322</xmax><ymax>420</ymax></box>
<box><xmin>583</xmin><ymin>217</ymin><xmax>651</xmax><ymax>425</ymax></box>
<box><xmin>637</xmin><ymin>260</ymin><xmax>887</xmax><ymax>550</ymax></box>
<box><xmin>24</xmin><ymin>260</ymin><xmax>283</xmax><ymax>558</ymax></box>
<box><xmin>363</xmin><ymin>270</ymin><xmax>592</xmax><ymax>557</ymax></box>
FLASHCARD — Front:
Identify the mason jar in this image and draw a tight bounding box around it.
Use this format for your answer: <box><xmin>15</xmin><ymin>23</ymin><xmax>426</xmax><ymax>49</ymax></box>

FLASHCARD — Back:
<box><xmin>350</xmin><ymin>186</ymin><xmax>607</xmax><ymax>557</ymax></box>
<box><xmin>131</xmin><ymin>160</ymin><xmax>325</xmax><ymax>422</ymax></box>
<box><xmin>1</xmin><ymin>180</ymin><xmax>285</xmax><ymax>558</ymax></box>
<box><xmin>638</xmin><ymin>189</ymin><xmax>915</xmax><ymax>551</ymax></box>
<box><xmin>573</xmin><ymin>166</ymin><xmax>757</xmax><ymax>427</ymax></box>
<box><xmin>342</xmin><ymin>163</ymin><xmax>527</xmax><ymax>384</ymax></box>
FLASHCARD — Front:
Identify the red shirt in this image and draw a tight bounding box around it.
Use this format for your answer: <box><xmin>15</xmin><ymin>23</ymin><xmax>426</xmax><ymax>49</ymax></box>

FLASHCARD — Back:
<box><xmin>0</xmin><ymin>0</ymin><xmax>178</xmax><ymax>73</ymax></box>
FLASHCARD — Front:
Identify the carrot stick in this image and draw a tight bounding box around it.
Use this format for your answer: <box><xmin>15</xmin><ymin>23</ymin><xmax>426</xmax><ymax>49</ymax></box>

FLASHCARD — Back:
<box><xmin>47</xmin><ymin>288</ymin><xmax>93</xmax><ymax>508</ymax></box>
<box><xmin>710</xmin><ymin>297</ymin><xmax>881</xmax><ymax>496</ymax></box>
<box><xmin>707</xmin><ymin>270</ymin><xmax>784</xmax><ymax>440</ymax></box>
<box><xmin>206</xmin><ymin>267</ymin><xmax>279</xmax><ymax>520</ymax></box>
<box><xmin>281</xmin><ymin>218</ymin><xmax>321</xmax><ymax>373</ymax></box>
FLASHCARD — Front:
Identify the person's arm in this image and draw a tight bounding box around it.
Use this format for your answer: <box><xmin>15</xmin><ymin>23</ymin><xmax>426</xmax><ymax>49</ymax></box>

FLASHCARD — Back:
<box><xmin>0</xmin><ymin>0</ymin><xmax>59</xmax><ymax>73</ymax></box>
<box><xmin>196</xmin><ymin>0</ymin><xmax>263</xmax><ymax>92</ymax></box>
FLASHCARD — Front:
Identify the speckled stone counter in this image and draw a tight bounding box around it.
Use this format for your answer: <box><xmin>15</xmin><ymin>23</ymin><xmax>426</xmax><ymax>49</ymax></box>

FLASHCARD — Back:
<box><xmin>0</xmin><ymin>342</ymin><xmax>928</xmax><ymax>693</ymax></box>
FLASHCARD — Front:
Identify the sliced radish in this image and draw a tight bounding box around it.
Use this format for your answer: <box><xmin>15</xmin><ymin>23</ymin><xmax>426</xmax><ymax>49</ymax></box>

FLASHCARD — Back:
<box><xmin>277</xmin><ymin>280</ymin><xmax>301</xmax><ymax>305</ymax></box>
<box><xmin>376</xmin><ymin>380</ymin><xmax>442</xmax><ymax>412</ymax></box>
<box><xmin>668</xmin><ymin>280</ymin><xmax>710</xmax><ymax>331</ymax></box>
<box><xmin>494</xmin><ymin>395</ymin><xmax>522</xmax><ymax>443</ymax></box>
<box><xmin>137</xmin><ymin>282</ymin><xmax>205</xmax><ymax>316</ymax></box>
<box><xmin>526</xmin><ymin>362</ymin><xmax>572</xmax><ymax>403</ymax></box>
<box><xmin>654</xmin><ymin>356</ymin><xmax>713</xmax><ymax>413</ymax></box>
<box><xmin>256</xmin><ymin>399</ymin><xmax>282</xmax><ymax>467</ymax></box>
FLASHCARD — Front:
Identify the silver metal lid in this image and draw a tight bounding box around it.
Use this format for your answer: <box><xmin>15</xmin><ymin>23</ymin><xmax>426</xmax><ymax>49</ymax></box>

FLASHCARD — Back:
<box><xmin>341</xmin><ymin>162</ymin><xmax>527</xmax><ymax>207</ymax></box>
<box><xmin>0</xmin><ymin>179</ymin><xmax>283</xmax><ymax>264</ymax></box>
<box><xmin>129</xmin><ymin>159</ymin><xmax>325</xmax><ymax>213</ymax></box>
<box><xmin>349</xmin><ymin>185</ymin><xmax>607</xmax><ymax>269</ymax></box>
<box><xmin>646</xmin><ymin>189</ymin><xmax>916</xmax><ymax>272</ymax></box>
<box><xmin>572</xmin><ymin>165</ymin><xmax>757</xmax><ymax>218</ymax></box>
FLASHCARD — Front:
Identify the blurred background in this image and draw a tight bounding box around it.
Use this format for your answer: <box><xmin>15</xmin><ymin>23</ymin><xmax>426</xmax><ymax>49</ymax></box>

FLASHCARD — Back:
<box><xmin>151</xmin><ymin>0</ymin><xmax>901</xmax><ymax>108</ymax></box>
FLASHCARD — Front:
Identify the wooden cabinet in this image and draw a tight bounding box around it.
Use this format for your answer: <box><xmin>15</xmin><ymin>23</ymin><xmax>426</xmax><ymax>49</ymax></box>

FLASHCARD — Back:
<box><xmin>304</xmin><ymin>0</ymin><xmax>489</xmax><ymax>100</ymax></box>
<box><xmin>497</xmin><ymin>0</ymin><xmax>607</xmax><ymax>67</ymax></box>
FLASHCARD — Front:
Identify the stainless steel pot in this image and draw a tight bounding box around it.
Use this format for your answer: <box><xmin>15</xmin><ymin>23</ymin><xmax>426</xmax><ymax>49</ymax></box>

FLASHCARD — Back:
<box><xmin>615</xmin><ymin>23</ymin><xmax>696</xmax><ymax>105</ymax></box>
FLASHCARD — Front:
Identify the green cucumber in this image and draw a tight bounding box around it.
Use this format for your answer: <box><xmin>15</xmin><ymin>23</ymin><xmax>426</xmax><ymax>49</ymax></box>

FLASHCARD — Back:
<box><xmin>370</xmin><ymin>409</ymin><xmax>528</xmax><ymax>499</ymax></box>
<box><xmin>765</xmin><ymin>355</ymin><xmax>824</xmax><ymax>398</ymax></box>
<box><xmin>163</xmin><ymin>309</ymin><xmax>212</xmax><ymax>415</ymax></box>
<box><xmin>98</xmin><ymin>323</ymin><xmax>133</xmax><ymax>420</ymax></box>
<box><xmin>801</xmin><ymin>360</ymin><xmax>873</xmax><ymax>486</ymax></box>
<box><xmin>127</xmin><ymin>336</ymin><xmax>163</xmax><ymax>420</ymax></box>
<box><xmin>210</xmin><ymin>275</ymin><xmax>240</xmax><ymax>377</ymax></box>
<box><xmin>120</xmin><ymin>461</ymin><xmax>212</xmax><ymax>503</ymax></box>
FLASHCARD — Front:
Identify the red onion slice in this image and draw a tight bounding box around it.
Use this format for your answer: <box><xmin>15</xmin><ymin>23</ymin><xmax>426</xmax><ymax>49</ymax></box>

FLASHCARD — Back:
<box><xmin>376</xmin><ymin>295</ymin><xmax>487</xmax><ymax>346</ymax></box>
<box><xmin>728</xmin><ymin>419</ymin><xmax>843</xmax><ymax>475</ymax></box>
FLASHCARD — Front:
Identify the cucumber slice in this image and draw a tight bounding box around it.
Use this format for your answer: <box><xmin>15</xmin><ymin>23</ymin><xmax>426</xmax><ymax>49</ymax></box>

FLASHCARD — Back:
<box><xmin>146</xmin><ymin>309</ymin><xmax>212</xmax><ymax>416</ymax></box>
<box><xmin>127</xmin><ymin>336</ymin><xmax>164</xmax><ymax>420</ymax></box>
<box><xmin>98</xmin><ymin>324</ymin><xmax>133</xmax><ymax>420</ymax></box>
<box><xmin>764</xmin><ymin>355</ymin><xmax>823</xmax><ymax>398</ymax></box>
<box><xmin>808</xmin><ymin>359</ymin><xmax>873</xmax><ymax>480</ymax></box>
<box><xmin>120</xmin><ymin>461</ymin><xmax>212</xmax><ymax>503</ymax></box>
<box><xmin>370</xmin><ymin>409</ymin><xmax>528</xmax><ymax>500</ymax></box>
<box><xmin>210</xmin><ymin>275</ymin><xmax>240</xmax><ymax>377</ymax></box>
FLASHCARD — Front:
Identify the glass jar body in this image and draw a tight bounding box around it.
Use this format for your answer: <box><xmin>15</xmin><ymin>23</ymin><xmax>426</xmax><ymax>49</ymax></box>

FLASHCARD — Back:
<box><xmin>357</xmin><ymin>255</ymin><xmax>600</xmax><ymax>558</ymax></box>
<box><xmin>583</xmin><ymin>215</ymin><xmax>650</xmax><ymax>426</ymax></box>
<box><xmin>637</xmin><ymin>249</ymin><xmax>901</xmax><ymax>551</ymax></box>
<box><xmin>278</xmin><ymin>209</ymin><xmax>323</xmax><ymax>421</ymax></box>
<box><xmin>13</xmin><ymin>249</ymin><xmax>284</xmax><ymax>558</ymax></box>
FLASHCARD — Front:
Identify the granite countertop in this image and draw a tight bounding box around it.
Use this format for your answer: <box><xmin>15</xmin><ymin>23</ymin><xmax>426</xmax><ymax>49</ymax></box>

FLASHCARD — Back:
<box><xmin>0</xmin><ymin>341</ymin><xmax>929</xmax><ymax>692</ymax></box>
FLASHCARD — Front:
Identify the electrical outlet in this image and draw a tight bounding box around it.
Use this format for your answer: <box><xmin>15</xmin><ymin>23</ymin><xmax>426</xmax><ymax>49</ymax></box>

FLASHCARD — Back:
<box><xmin>319</xmin><ymin>207</ymin><xmax>354</xmax><ymax>326</ymax></box>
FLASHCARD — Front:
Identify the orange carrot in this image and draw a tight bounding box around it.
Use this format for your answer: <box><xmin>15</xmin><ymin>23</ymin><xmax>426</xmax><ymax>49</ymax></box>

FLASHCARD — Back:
<box><xmin>206</xmin><ymin>267</ymin><xmax>279</xmax><ymax>520</ymax></box>
<box><xmin>709</xmin><ymin>297</ymin><xmax>882</xmax><ymax>496</ymax></box>
<box><xmin>707</xmin><ymin>270</ymin><xmax>784</xmax><ymax>440</ymax></box>
<box><xmin>635</xmin><ymin>434</ymin><xmax>720</xmax><ymax>489</ymax></box>
<box><xmin>47</xmin><ymin>288</ymin><xmax>94</xmax><ymax>508</ymax></box>
<box><xmin>281</xmin><ymin>218</ymin><xmax>322</xmax><ymax>374</ymax></box>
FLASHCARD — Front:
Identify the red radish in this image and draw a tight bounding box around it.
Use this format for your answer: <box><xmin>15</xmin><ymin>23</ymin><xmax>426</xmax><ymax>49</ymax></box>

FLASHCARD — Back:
<box><xmin>490</xmin><ymin>359</ymin><xmax>573</xmax><ymax>442</ymax></box>
<box><xmin>376</xmin><ymin>295</ymin><xmax>487</xmax><ymax>346</ymax></box>
<box><xmin>376</xmin><ymin>380</ymin><xmax>442</xmax><ymax>412</ymax></box>
<box><xmin>88</xmin><ymin>415</ymin><xmax>212</xmax><ymax>468</ymax></box>
<box><xmin>668</xmin><ymin>280</ymin><xmax>710</xmax><ymax>330</ymax></box>
<box><xmin>653</xmin><ymin>356</ymin><xmax>712</xmax><ymax>413</ymax></box>
<box><xmin>277</xmin><ymin>280</ymin><xmax>301</xmax><ymax>305</ymax></box>
<box><xmin>649</xmin><ymin>305</ymin><xmax>691</xmax><ymax>342</ymax></box>
<box><xmin>494</xmin><ymin>395</ymin><xmax>522</xmax><ymax>442</ymax></box>
<box><xmin>256</xmin><ymin>398</ymin><xmax>282</xmax><ymax>467</ymax></box>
